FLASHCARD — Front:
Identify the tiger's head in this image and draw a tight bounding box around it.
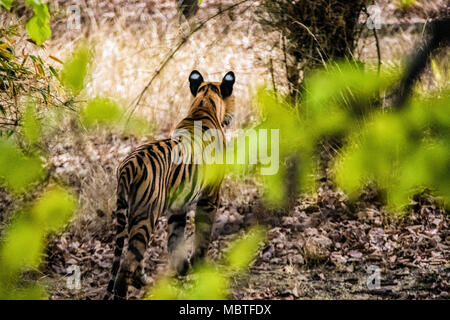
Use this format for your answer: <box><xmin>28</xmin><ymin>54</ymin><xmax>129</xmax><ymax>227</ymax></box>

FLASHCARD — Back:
<box><xmin>188</xmin><ymin>70</ymin><xmax>235</xmax><ymax>127</ymax></box>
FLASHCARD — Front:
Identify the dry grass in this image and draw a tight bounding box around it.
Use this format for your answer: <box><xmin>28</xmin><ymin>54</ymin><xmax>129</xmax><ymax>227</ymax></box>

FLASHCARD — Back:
<box><xmin>46</xmin><ymin>1</ymin><xmax>267</xmax><ymax>132</ymax></box>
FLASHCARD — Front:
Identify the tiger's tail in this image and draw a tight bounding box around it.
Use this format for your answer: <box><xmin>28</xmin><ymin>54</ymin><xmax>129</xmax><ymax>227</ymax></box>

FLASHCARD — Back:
<box><xmin>104</xmin><ymin>189</ymin><xmax>128</xmax><ymax>299</ymax></box>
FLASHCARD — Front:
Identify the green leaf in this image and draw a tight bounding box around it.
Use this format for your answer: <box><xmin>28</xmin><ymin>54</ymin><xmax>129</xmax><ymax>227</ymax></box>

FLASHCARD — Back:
<box><xmin>1</xmin><ymin>0</ymin><xmax>13</xmax><ymax>10</ymax></box>
<box><xmin>22</xmin><ymin>102</ymin><xmax>41</xmax><ymax>144</ymax></box>
<box><xmin>32</xmin><ymin>186</ymin><xmax>76</xmax><ymax>232</ymax></box>
<box><xmin>225</xmin><ymin>227</ymin><xmax>266</xmax><ymax>271</ymax></box>
<box><xmin>0</xmin><ymin>138</ymin><xmax>44</xmax><ymax>193</ymax></box>
<box><xmin>146</xmin><ymin>227</ymin><xmax>266</xmax><ymax>300</ymax></box>
<box><xmin>0</xmin><ymin>217</ymin><xmax>45</xmax><ymax>272</ymax></box>
<box><xmin>146</xmin><ymin>278</ymin><xmax>180</xmax><ymax>300</ymax></box>
<box><xmin>60</xmin><ymin>43</ymin><xmax>92</xmax><ymax>96</ymax></box>
<box><xmin>26</xmin><ymin>16</ymin><xmax>51</xmax><ymax>45</ymax></box>
<box><xmin>125</xmin><ymin>116</ymin><xmax>154</xmax><ymax>137</ymax></box>
<box><xmin>25</xmin><ymin>0</ymin><xmax>51</xmax><ymax>45</ymax></box>
<box><xmin>5</xmin><ymin>284</ymin><xmax>48</xmax><ymax>300</ymax></box>
<box><xmin>48</xmin><ymin>65</ymin><xmax>59</xmax><ymax>79</ymax></box>
<box><xmin>185</xmin><ymin>264</ymin><xmax>228</xmax><ymax>300</ymax></box>
<box><xmin>81</xmin><ymin>96</ymin><xmax>122</xmax><ymax>128</ymax></box>
<box><xmin>398</xmin><ymin>0</ymin><xmax>417</xmax><ymax>8</ymax></box>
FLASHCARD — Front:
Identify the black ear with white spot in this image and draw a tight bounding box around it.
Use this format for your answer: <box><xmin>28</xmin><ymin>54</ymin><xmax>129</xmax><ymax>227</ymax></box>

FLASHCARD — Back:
<box><xmin>220</xmin><ymin>71</ymin><xmax>235</xmax><ymax>99</ymax></box>
<box><xmin>189</xmin><ymin>70</ymin><xmax>204</xmax><ymax>96</ymax></box>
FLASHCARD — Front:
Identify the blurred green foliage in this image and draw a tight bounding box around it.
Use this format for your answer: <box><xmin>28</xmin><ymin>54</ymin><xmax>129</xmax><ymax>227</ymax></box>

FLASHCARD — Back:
<box><xmin>398</xmin><ymin>0</ymin><xmax>417</xmax><ymax>9</ymax></box>
<box><xmin>0</xmin><ymin>98</ymin><xmax>76</xmax><ymax>299</ymax></box>
<box><xmin>0</xmin><ymin>0</ymin><xmax>12</xmax><ymax>10</ymax></box>
<box><xmin>60</xmin><ymin>43</ymin><xmax>92</xmax><ymax>96</ymax></box>
<box><xmin>223</xmin><ymin>63</ymin><xmax>395</xmax><ymax>206</ymax></box>
<box><xmin>225</xmin><ymin>226</ymin><xmax>266</xmax><ymax>271</ymax></box>
<box><xmin>0</xmin><ymin>186</ymin><xmax>76</xmax><ymax>299</ymax></box>
<box><xmin>0</xmin><ymin>138</ymin><xmax>44</xmax><ymax>193</ymax></box>
<box><xmin>256</xmin><ymin>90</ymin><xmax>313</xmax><ymax>205</ymax></box>
<box><xmin>254</xmin><ymin>61</ymin><xmax>449</xmax><ymax>210</ymax></box>
<box><xmin>146</xmin><ymin>227</ymin><xmax>266</xmax><ymax>300</ymax></box>
<box><xmin>57</xmin><ymin>42</ymin><xmax>154</xmax><ymax>136</ymax></box>
<box><xmin>25</xmin><ymin>0</ymin><xmax>51</xmax><ymax>46</ymax></box>
<box><xmin>0</xmin><ymin>9</ymin><xmax>88</xmax><ymax>297</ymax></box>
<box><xmin>80</xmin><ymin>95</ymin><xmax>155</xmax><ymax>136</ymax></box>
<box><xmin>32</xmin><ymin>186</ymin><xmax>76</xmax><ymax>232</ymax></box>
<box><xmin>336</xmin><ymin>91</ymin><xmax>450</xmax><ymax>208</ymax></box>
<box><xmin>22</xmin><ymin>101</ymin><xmax>42</xmax><ymax>144</ymax></box>
<box><xmin>81</xmin><ymin>96</ymin><xmax>122</xmax><ymax>127</ymax></box>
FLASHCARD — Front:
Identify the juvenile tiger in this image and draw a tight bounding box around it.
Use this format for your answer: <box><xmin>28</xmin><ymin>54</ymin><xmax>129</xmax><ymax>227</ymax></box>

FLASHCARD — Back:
<box><xmin>105</xmin><ymin>70</ymin><xmax>236</xmax><ymax>299</ymax></box>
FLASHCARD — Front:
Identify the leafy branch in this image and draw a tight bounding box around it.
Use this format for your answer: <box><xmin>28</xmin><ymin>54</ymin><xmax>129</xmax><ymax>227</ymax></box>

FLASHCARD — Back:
<box><xmin>1</xmin><ymin>0</ymin><xmax>51</xmax><ymax>45</ymax></box>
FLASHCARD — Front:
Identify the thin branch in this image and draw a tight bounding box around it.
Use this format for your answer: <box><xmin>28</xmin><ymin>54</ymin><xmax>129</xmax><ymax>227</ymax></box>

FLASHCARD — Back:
<box><xmin>269</xmin><ymin>58</ymin><xmax>277</xmax><ymax>96</ymax></box>
<box><xmin>363</xmin><ymin>6</ymin><xmax>382</xmax><ymax>75</ymax></box>
<box><xmin>281</xmin><ymin>34</ymin><xmax>291</xmax><ymax>96</ymax></box>
<box><xmin>292</xmin><ymin>19</ymin><xmax>329</xmax><ymax>62</ymax></box>
<box><xmin>372</xmin><ymin>26</ymin><xmax>381</xmax><ymax>75</ymax></box>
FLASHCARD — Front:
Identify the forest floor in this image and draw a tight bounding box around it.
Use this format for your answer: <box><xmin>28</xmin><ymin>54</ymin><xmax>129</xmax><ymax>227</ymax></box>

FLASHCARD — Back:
<box><xmin>41</xmin><ymin>135</ymin><xmax>449</xmax><ymax>300</ymax></box>
<box><xmin>44</xmin><ymin>177</ymin><xmax>449</xmax><ymax>300</ymax></box>
<box><xmin>0</xmin><ymin>0</ymin><xmax>448</xmax><ymax>300</ymax></box>
<box><xmin>46</xmin><ymin>200</ymin><xmax>449</xmax><ymax>300</ymax></box>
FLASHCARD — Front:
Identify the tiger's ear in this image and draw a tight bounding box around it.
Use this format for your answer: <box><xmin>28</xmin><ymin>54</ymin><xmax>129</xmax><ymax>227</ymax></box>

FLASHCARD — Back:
<box><xmin>220</xmin><ymin>71</ymin><xmax>235</xmax><ymax>99</ymax></box>
<box><xmin>189</xmin><ymin>70</ymin><xmax>204</xmax><ymax>96</ymax></box>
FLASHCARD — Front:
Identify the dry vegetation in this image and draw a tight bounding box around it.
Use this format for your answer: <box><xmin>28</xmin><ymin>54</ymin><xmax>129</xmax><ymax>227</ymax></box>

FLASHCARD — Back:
<box><xmin>0</xmin><ymin>0</ymin><xmax>449</xmax><ymax>299</ymax></box>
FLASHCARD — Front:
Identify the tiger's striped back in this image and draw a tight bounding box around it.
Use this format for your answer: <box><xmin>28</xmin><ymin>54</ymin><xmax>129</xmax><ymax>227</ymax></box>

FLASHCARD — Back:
<box><xmin>105</xmin><ymin>70</ymin><xmax>235</xmax><ymax>299</ymax></box>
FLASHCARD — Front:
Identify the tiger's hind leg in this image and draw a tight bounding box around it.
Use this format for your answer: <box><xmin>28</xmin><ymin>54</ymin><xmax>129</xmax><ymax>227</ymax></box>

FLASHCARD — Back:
<box><xmin>167</xmin><ymin>208</ymin><xmax>189</xmax><ymax>275</ymax></box>
<box><xmin>190</xmin><ymin>188</ymin><xmax>220</xmax><ymax>267</ymax></box>
<box><xmin>112</xmin><ymin>212</ymin><xmax>153</xmax><ymax>299</ymax></box>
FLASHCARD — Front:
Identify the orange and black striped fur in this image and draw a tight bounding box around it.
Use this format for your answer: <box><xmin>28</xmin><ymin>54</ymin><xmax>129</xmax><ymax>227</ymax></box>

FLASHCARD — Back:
<box><xmin>104</xmin><ymin>70</ymin><xmax>235</xmax><ymax>299</ymax></box>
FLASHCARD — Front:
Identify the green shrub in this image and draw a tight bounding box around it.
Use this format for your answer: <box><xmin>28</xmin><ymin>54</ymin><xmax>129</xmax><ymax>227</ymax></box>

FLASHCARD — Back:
<box><xmin>254</xmin><ymin>61</ymin><xmax>449</xmax><ymax>210</ymax></box>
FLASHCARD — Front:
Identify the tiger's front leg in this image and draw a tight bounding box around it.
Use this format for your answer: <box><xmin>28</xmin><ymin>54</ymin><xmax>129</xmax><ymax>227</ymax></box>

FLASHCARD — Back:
<box><xmin>190</xmin><ymin>188</ymin><xmax>220</xmax><ymax>266</ymax></box>
<box><xmin>167</xmin><ymin>208</ymin><xmax>189</xmax><ymax>275</ymax></box>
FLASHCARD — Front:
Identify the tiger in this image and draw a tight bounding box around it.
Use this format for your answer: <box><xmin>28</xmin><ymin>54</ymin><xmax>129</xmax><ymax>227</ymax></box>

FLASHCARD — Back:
<box><xmin>104</xmin><ymin>70</ymin><xmax>236</xmax><ymax>299</ymax></box>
